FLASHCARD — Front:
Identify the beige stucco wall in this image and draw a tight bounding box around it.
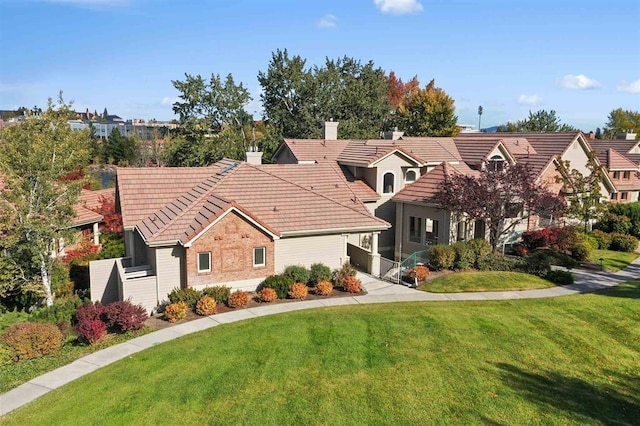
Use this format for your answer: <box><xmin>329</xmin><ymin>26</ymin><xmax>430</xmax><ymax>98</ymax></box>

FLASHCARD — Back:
<box><xmin>394</xmin><ymin>202</ymin><xmax>452</xmax><ymax>260</ymax></box>
<box><xmin>154</xmin><ymin>246</ymin><xmax>185</xmax><ymax>305</ymax></box>
<box><xmin>89</xmin><ymin>258</ymin><xmax>120</xmax><ymax>305</ymax></box>
<box><xmin>274</xmin><ymin>234</ymin><xmax>346</xmax><ymax>272</ymax></box>
<box><xmin>121</xmin><ymin>276</ymin><xmax>158</xmax><ymax>314</ymax></box>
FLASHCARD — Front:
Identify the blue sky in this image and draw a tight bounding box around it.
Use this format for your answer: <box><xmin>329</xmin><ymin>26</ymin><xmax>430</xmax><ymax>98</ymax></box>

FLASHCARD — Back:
<box><xmin>0</xmin><ymin>0</ymin><xmax>639</xmax><ymax>131</ymax></box>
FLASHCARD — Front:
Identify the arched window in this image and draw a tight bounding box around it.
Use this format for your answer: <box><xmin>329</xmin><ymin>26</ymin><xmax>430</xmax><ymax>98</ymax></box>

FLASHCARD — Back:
<box><xmin>405</xmin><ymin>170</ymin><xmax>417</xmax><ymax>183</ymax></box>
<box><xmin>489</xmin><ymin>155</ymin><xmax>505</xmax><ymax>172</ymax></box>
<box><xmin>383</xmin><ymin>172</ymin><xmax>395</xmax><ymax>194</ymax></box>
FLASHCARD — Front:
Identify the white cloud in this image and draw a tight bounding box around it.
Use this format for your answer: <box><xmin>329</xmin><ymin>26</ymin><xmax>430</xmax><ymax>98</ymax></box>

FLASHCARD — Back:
<box><xmin>161</xmin><ymin>97</ymin><xmax>178</xmax><ymax>106</ymax></box>
<box><xmin>374</xmin><ymin>0</ymin><xmax>423</xmax><ymax>15</ymax></box>
<box><xmin>559</xmin><ymin>74</ymin><xmax>600</xmax><ymax>90</ymax></box>
<box><xmin>617</xmin><ymin>79</ymin><xmax>640</xmax><ymax>94</ymax></box>
<box><xmin>517</xmin><ymin>94</ymin><xmax>543</xmax><ymax>106</ymax></box>
<box><xmin>318</xmin><ymin>14</ymin><xmax>338</xmax><ymax>28</ymax></box>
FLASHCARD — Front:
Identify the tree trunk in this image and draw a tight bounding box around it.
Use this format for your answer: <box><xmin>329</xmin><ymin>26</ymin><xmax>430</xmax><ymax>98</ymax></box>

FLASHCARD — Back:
<box><xmin>489</xmin><ymin>227</ymin><xmax>499</xmax><ymax>252</ymax></box>
<box><xmin>40</xmin><ymin>257</ymin><xmax>53</xmax><ymax>307</ymax></box>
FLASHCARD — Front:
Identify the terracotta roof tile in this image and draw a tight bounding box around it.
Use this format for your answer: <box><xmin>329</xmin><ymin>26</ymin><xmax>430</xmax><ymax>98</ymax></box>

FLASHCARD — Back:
<box><xmin>282</xmin><ymin>139</ymin><xmax>351</xmax><ymax>163</ymax></box>
<box><xmin>392</xmin><ymin>162</ymin><xmax>478</xmax><ymax>204</ymax></box>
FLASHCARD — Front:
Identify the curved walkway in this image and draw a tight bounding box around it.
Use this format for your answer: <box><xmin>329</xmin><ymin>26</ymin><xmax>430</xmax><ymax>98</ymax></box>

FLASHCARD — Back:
<box><xmin>2</xmin><ymin>258</ymin><xmax>639</xmax><ymax>416</ymax></box>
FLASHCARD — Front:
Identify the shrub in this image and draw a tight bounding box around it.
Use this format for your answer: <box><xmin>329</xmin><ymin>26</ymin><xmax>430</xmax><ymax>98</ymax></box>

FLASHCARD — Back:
<box><xmin>342</xmin><ymin>276</ymin><xmax>362</xmax><ymax>293</ymax></box>
<box><xmin>315</xmin><ymin>280</ymin><xmax>333</xmax><ymax>296</ymax></box>
<box><xmin>521</xmin><ymin>226</ymin><xmax>577</xmax><ymax>251</ymax></box>
<box><xmin>610</xmin><ymin>233</ymin><xmax>638</xmax><ymax>252</ymax></box>
<box><xmin>309</xmin><ymin>263</ymin><xmax>332</xmax><ymax>286</ymax></box>
<box><xmin>596</xmin><ymin>213</ymin><xmax>632</xmax><ymax>234</ymax></box>
<box><xmin>228</xmin><ymin>290</ymin><xmax>249</xmax><ymax>308</ymax></box>
<box><xmin>51</xmin><ymin>260</ymin><xmax>73</xmax><ymax>298</ymax></box>
<box><xmin>552</xmin><ymin>226</ymin><xmax>578</xmax><ymax>251</ymax></box>
<box><xmin>411</xmin><ymin>265</ymin><xmax>430</xmax><ymax>282</ymax></box>
<box><xmin>477</xmin><ymin>253</ymin><xmax>520</xmax><ymax>272</ymax></box>
<box><xmin>257</xmin><ymin>287</ymin><xmax>278</xmax><ymax>303</ymax></box>
<box><xmin>590</xmin><ymin>230</ymin><xmax>612</xmax><ymax>250</ymax></box>
<box><xmin>75</xmin><ymin>301</ymin><xmax>106</xmax><ymax>324</ymax></box>
<box><xmin>283</xmin><ymin>265</ymin><xmax>311</xmax><ymax>285</ymax></box>
<box><xmin>164</xmin><ymin>302</ymin><xmax>188</xmax><ymax>323</ymax></box>
<box><xmin>168</xmin><ymin>287</ymin><xmax>201</xmax><ymax>309</ymax></box>
<box><xmin>202</xmin><ymin>286</ymin><xmax>231</xmax><ymax>306</ymax></box>
<box><xmin>195</xmin><ymin>295</ymin><xmax>217</xmax><ymax>316</ymax></box>
<box><xmin>545</xmin><ymin>270</ymin><xmax>574</xmax><ymax>285</ymax></box>
<box><xmin>467</xmin><ymin>238</ymin><xmax>491</xmax><ymax>265</ymax></box>
<box><xmin>570</xmin><ymin>242</ymin><xmax>591</xmax><ymax>262</ymax></box>
<box><xmin>261</xmin><ymin>275</ymin><xmax>294</xmax><ymax>299</ymax></box>
<box><xmin>428</xmin><ymin>245</ymin><xmax>455</xmax><ymax>271</ymax></box>
<box><xmin>30</xmin><ymin>296</ymin><xmax>82</xmax><ymax>328</ymax></box>
<box><xmin>288</xmin><ymin>283</ymin><xmax>308</xmax><ymax>300</ymax></box>
<box><xmin>334</xmin><ymin>262</ymin><xmax>357</xmax><ymax>287</ymax></box>
<box><xmin>104</xmin><ymin>300</ymin><xmax>148</xmax><ymax>332</ymax></box>
<box><xmin>522</xmin><ymin>251</ymin><xmax>552</xmax><ymax>277</ymax></box>
<box><xmin>453</xmin><ymin>242</ymin><xmax>475</xmax><ymax>270</ymax></box>
<box><xmin>577</xmin><ymin>232</ymin><xmax>599</xmax><ymax>251</ymax></box>
<box><xmin>74</xmin><ymin>318</ymin><xmax>107</xmax><ymax>344</ymax></box>
<box><xmin>1</xmin><ymin>322</ymin><xmax>63</xmax><ymax>361</ymax></box>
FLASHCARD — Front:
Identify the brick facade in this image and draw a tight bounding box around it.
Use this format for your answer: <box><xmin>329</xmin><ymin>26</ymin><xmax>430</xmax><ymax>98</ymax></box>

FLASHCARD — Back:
<box><xmin>186</xmin><ymin>211</ymin><xmax>274</xmax><ymax>288</ymax></box>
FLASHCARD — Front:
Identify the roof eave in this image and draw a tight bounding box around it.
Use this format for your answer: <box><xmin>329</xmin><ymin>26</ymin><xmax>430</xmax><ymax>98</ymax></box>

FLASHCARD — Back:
<box><xmin>280</xmin><ymin>224</ymin><xmax>391</xmax><ymax>237</ymax></box>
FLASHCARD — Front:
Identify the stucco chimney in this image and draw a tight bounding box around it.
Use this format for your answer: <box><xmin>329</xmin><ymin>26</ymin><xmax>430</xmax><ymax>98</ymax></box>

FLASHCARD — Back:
<box><xmin>245</xmin><ymin>145</ymin><xmax>263</xmax><ymax>165</ymax></box>
<box><xmin>323</xmin><ymin>120</ymin><xmax>339</xmax><ymax>140</ymax></box>
<box><xmin>383</xmin><ymin>127</ymin><xmax>404</xmax><ymax>140</ymax></box>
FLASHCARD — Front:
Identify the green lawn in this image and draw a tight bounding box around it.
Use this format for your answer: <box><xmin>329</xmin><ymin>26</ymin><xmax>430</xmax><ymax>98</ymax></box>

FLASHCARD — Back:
<box><xmin>418</xmin><ymin>271</ymin><xmax>557</xmax><ymax>293</ymax></box>
<box><xmin>591</xmin><ymin>249</ymin><xmax>639</xmax><ymax>272</ymax></box>
<box><xmin>4</xmin><ymin>282</ymin><xmax>640</xmax><ymax>425</ymax></box>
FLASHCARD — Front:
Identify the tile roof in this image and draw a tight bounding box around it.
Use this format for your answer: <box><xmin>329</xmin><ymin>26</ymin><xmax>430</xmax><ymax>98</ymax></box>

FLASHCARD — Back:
<box><xmin>281</xmin><ymin>139</ymin><xmax>351</xmax><ymax>163</ymax></box>
<box><xmin>589</xmin><ymin>140</ymin><xmax>640</xmax><ymax>169</ymax></box>
<box><xmin>392</xmin><ymin>162</ymin><xmax>478</xmax><ymax>204</ymax></box>
<box><xmin>78</xmin><ymin>188</ymin><xmax>115</xmax><ymax>210</ymax></box>
<box><xmin>72</xmin><ymin>205</ymin><xmax>103</xmax><ymax>227</ymax></box>
<box><xmin>122</xmin><ymin>161</ymin><xmax>389</xmax><ymax>245</ymax></box>
<box><xmin>393</xmin><ymin>137</ymin><xmax>463</xmax><ymax>163</ymax></box>
<box><xmin>117</xmin><ymin>160</ymin><xmax>236</xmax><ymax>229</ymax></box>
<box><xmin>607</xmin><ymin>149</ymin><xmax>638</xmax><ymax>170</ymax></box>
<box><xmin>336</xmin><ymin>140</ymin><xmax>424</xmax><ymax>166</ymax></box>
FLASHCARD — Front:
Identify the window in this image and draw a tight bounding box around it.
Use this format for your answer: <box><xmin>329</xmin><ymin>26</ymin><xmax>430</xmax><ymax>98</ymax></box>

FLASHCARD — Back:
<box><xmin>621</xmin><ymin>192</ymin><xmax>628</xmax><ymax>200</ymax></box>
<box><xmin>623</xmin><ymin>171</ymin><xmax>631</xmax><ymax>180</ymax></box>
<box><xmin>613</xmin><ymin>171</ymin><xmax>620</xmax><ymax>179</ymax></box>
<box><xmin>611</xmin><ymin>192</ymin><xmax>618</xmax><ymax>200</ymax></box>
<box><xmin>405</xmin><ymin>170</ymin><xmax>417</xmax><ymax>183</ymax></box>
<box><xmin>409</xmin><ymin>216</ymin><xmax>422</xmax><ymax>243</ymax></box>
<box><xmin>425</xmin><ymin>219</ymin><xmax>439</xmax><ymax>245</ymax></box>
<box><xmin>456</xmin><ymin>221</ymin><xmax>467</xmax><ymax>242</ymax></box>
<box><xmin>383</xmin><ymin>172</ymin><xmax>395</xmax><ymax>193</ymax></box>
<box><xmin>197</xmin><ymin>252</ymin><xmax>211</xmax><ymax>273</ymax></box>
<box><xmin>253</xmin><ymin>247</ymin><xmax>266</xmax><ymax>267</ymax></box>
<box><xmin>489</xmin><ymin>155</ymin><xmax>505</xmax><ymax>172</ymax></box>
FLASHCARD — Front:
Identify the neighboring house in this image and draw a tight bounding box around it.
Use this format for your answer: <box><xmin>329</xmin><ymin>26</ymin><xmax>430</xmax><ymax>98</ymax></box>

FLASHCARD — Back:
<box><xmin>90</xmin><ymin>158</ymin><xmax>389</xmax><ymax>313</ymax></box>
<box><xmin>589</xmin><ymin>139</ymin><xmax>640</xmax><ymax>203</ymax></box>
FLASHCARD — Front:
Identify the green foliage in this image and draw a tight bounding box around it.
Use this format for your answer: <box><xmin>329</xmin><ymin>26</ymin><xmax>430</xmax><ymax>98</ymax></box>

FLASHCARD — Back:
<box><xmin>604</xmin><ymin>108</ymin><xmax>640</xmax><ymax>139</ymax></box>
<box><xmin>0</xmin><ymin>94</ymin><xmax>90</xmax><ymax>308</ymax></box>
<box><xmin>164</xmin><ymin>73</ymin><xmax>252</xmax><ymax>167</ymax></box>
<box><xmin>99</xmin><ymin>233</ymin><xmax>125</xmax><ymax>259</ymax></box>
<box><xmin>545</xmin><ymin>270</ymin><xmax>574</xmax><ymax>286</ymax></box>
<box><xmin>590</xmin><ymin>230</ymin><xmax>612</xmax><ymax>250</ymax></box>
<box><xmin>396</xmin><ymin>79</ymin><xmax>459</xmax><ymax>137</ymax></box>
<box><xmin>309</xmin><ymin>263</ymin><xmax>332</xmax><ymax>286</ymax></box>
<box><xmin>102</xmin><ymin>128</ymin><xmax>137</xmax><ymax>165</ymax></box>
<box><xmin>452</xmin><ymin>242</ymin><xmax>474</xmax><ymax>270</ymax></box>
<box><xmin>497</xmin><ymin>110</ymin><xmax>577</xmax><ymax>132</ymax></box>
<box><xmin>167</xmin><ymin>287</ymin><xmax>201</xmax><ymax>309</ymax></box>
<box><xmin>283</xmin><ymin>265</ymin><xmax>311</xmax><ymax>284</ymax></box>
<box><xmin>201</xmin><ymin>286</ymin><xmax>231</xmax><ymax>305</ymax></box>
<box><xmin>596</xmin><ymin>213</ymin><xmax>631</xmax><ymax>234</ymax></box>
<box><xmin>258</xmin><ymin>49</ymin><xmax>391</xmax><ymax>139</ymax></box>
<box><xmin>467</xmin><ymin>238</ymin><xmax>492</xmax><ymax>266</ymax></box>
<box><xmin>609</xmin><ymin>233</ymin><xmax>638</xmax><ymax>252</ymax></box>
<box><xmin>260</xmin><ymin>275</ymin><xmax>294</xmax><ymax>299</ymax></box>
<box><xmin>1</xmin><ymin>322</ymin><xmax>63</xmax><ymax>361</ymax></box>
<box><xmin>570</xmin><ymin>242</ymin><xmax>592</xmax><ymax>262</ymax></box>
<box><xmin>30</xmin><ymin>296</ymin><xmax>82</xmax><ymax>330</ymax></box>
<box><xmin>477</xmin><ymin>253</ymin><xmax>521</xmax><ymax>272</ymax></box>
<box><xmin>428</xmin><ymin>245</ymin><xmax>455</xmax><ymax>271</ymax></box>
<box><xmin>333</xmin><ymin>262</ymin><xmax>357</xmax><ymax>287</ymax></box>
<box><xmin>576</xmin><ymin>232</ymin><xmax>599</xmax><ymax>251</ymax></box>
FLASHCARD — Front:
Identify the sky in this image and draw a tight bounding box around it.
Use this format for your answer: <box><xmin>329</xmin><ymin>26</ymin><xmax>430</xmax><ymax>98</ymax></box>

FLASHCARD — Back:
<box><xmin>0</xmin><ymin>0</ymin><xmax>639</xmax><ymax>131</ymax></box>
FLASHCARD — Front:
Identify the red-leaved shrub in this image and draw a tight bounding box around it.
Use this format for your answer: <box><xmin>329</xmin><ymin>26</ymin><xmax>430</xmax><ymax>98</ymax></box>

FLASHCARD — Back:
<box><xmin>75</xmin><ymin>302</ymin><xmax>106</xmax><ymax>323</ymax></box>
<box><xmin>74</xmin><ymin>318</ymin><xmax>107</xmax><ymax>344</ymax></box>
<box><xmin>104</xmin><ymin>300</ymin><xmax>148</xmax><ymax>332</ymax></box>
<box><xmin>1</xmin><ymin>322</ymin><xmax>63</xmax><ymax>361</ymax></box>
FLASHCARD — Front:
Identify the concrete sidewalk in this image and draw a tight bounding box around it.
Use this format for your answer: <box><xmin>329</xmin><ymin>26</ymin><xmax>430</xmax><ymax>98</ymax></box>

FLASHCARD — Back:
<box><xmin>2</xmin><ymin>259</ymin><xmax>638</xmax><ymax>416</ymax></box>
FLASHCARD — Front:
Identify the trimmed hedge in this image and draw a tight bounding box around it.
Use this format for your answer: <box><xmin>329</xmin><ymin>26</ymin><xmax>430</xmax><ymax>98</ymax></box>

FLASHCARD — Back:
<box><xmin>610</xmin><ymin>233</ymin><xmax>638</xmax><ymax>252</ymax></box>
<box><xmin>260</xmin><ymin>275</ymin><xmax>294</xmax><ymax>299</ymax></box>
<box><xmin>428</xmin><ymin>245</ymin><xmax>455</xmax><ymax>271</ymax></box>
<box><xmin>545</xmin><ymin>270</ymin><xmax>574</xmax><ymax>285</ymax></box>
<box><xmin>1</xmin><ymin>322</ymin><xmax>63</xmax><ymax>361</ymax></box>
<box><xmin>309</xmin><ymin>263</ymin><xmax>332</xmax><ymax>285</ymax></box>
<box><xmin>202</xmin><ymin>286</ymin><xmax>231</xmax><ymax>306</ymax></box>
<box><xmin>168</xmin><ymin>287</ymin><xmax>201</xmax><ymax>309</ymax></box>
<box><xmin>283</xmin><ymin>265</ymin><xmax>310</xmax><ymax>285</ymax></box>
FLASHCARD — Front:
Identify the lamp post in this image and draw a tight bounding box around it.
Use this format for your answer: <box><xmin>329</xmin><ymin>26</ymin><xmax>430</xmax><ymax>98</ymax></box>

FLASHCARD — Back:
<box><xmin>599</xmin><ymin>257</ymin><xmax>604</xmax><ymax>271</ymax></box>
<box><xmin>478</xmin><ymin>105</ymin><xmax>483</xmax><ymax>132</ymax></box>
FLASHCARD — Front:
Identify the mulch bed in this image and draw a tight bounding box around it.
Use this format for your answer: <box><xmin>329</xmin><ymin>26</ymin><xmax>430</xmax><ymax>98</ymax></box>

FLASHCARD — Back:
<box><xmin>145</xmin><ymin>288</ymin><xmax>367</xmax><ymax>329</ymax></box>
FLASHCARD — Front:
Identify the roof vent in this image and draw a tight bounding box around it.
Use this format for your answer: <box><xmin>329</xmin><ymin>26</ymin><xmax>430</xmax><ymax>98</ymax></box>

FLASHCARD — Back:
<box><xmin>273</xmin><ymin>206</ymin><xmax>278</xmax><ymax>212</ymax></box>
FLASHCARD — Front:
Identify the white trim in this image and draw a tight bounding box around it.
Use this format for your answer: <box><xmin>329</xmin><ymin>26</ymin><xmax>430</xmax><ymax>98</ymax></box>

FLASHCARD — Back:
<box><xmin>382</xmin><ymin>171</ymin><xmax>396</xmax><ymax>194</ymax></box>
<box><xmin>253</xmin><ymin>246</ymin><xmax>266</xmax><ymax>267</ymax></box>
<box><xmin>183</xmin><ymin>207</ymin><xmax>279</xmax><ymax>248</ymax></box>
<box><xmin>405</xmin><ymin>169</ymin><xmax>418</xmax><ymax>183</ymax></box>
<box><xmin>369</xmin><ymin>149</ymin><xmax>422</xmax><ymax>168</ymax></box>
<box><xmin>197</xmin><ymin>251</ymin><xmax>211</xmax><ymax>273</ymax></box>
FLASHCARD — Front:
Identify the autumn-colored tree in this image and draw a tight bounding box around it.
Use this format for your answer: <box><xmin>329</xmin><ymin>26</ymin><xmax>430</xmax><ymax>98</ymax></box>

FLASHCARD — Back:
<box><xmin>386</xmin><ymin>71</ymin><xmax>419</xmax><ymax>109</ymax></box>
<box><xmin>92</xmin><ymin>195</ymin><xmax>123</xmax><ymax>234</ymax></box>
<box><xmin>435</xmin><ymin>162</ymin><xmax>566</xmax><ymax>250</ymax></box>
<box><xmin>396</xmin><ymin>79</ymin><xmax>459</xmax><ymax>137</ymax></box>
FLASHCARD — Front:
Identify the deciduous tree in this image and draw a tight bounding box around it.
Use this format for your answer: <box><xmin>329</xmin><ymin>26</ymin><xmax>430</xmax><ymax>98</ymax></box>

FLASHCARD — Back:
<box><xmin>0</xmin><ymin>94</ymin><xmax>89</xmax><ymax>307</ymax></box>
<box><xmin>604</xmin><ymin>108</ymin><xmax>640</xmax><ymax>139</ymax></box>
<box><xmin>497</xmin><ymin>110</ymin><xmax>577</xmax><ymax>132</ymax></box>
<box><xmin>396</xmin><ymin>79</ymin><xmax>459</xmax><ymax>137</ymax></box>
<box><xmin>435</xmin><ymin>162</ymin><xmax>566</xmax><ymax>250</ymax></box>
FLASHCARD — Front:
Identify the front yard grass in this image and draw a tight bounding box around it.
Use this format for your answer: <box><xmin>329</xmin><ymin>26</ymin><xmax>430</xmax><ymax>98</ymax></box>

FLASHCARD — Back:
<box><xmin>4</xmin><ymin>282</ymin><xmax>639</xmax><ymax>425</ymax></box>
<box><xmin>418</xmin><ymin>271</ymin><xmax>557</xmax><ymax>293</ymax></box>
<box><xmin>590</xmin><ymin>249</ymin><xmax>639</xmax><ymax>272</ymax></box>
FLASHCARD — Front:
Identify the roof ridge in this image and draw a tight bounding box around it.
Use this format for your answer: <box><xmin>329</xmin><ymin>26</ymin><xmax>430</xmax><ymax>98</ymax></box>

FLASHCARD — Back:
<box><xmin>243</xmin><ymin>163</ymin><xmax>388</xmax><ymax>225</ymax></box>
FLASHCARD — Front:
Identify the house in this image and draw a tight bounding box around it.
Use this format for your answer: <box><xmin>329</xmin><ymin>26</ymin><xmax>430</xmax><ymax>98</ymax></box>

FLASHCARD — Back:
<box><xmin>89</xmin><ymin>158</ymin><xmax>390</xmax><ymax>313</ymax></box>
<box><xmin>589</xmin><ymin>139</ymin><xmax>640</xmax><ymax>203</ymax></box>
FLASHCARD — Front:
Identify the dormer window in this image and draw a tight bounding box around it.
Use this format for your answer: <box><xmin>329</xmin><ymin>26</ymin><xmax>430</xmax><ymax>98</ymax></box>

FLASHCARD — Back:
<box><xmin>489</xmin><ymin>155</ymin><xmax>505</xmax><ymax>172</ymax></box>
<box><xmin>405</xmin><ymin>170</ymin><xmax>417</xmax><ymax>183</ymax></box>
<box><xmin>623</xmin><ymin>171</ymin><xmax>631</xmax><ymax>180</ymax></box>
<box><xmin>613</xmin><ymin>171</ymin><xmax>620</xmax><ymax>179</ymax></box>
<box><xmin>383</xmin><ymin>172</ymin><xmax>395</xmax><ymax>194</ymax></box>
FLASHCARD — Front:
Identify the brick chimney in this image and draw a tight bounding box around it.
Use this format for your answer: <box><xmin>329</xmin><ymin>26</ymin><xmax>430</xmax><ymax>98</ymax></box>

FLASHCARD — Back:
<box><xmin>323</xmin><ymin>120</ymin><xmax>339</xmax><ymax>140</ymax></box>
